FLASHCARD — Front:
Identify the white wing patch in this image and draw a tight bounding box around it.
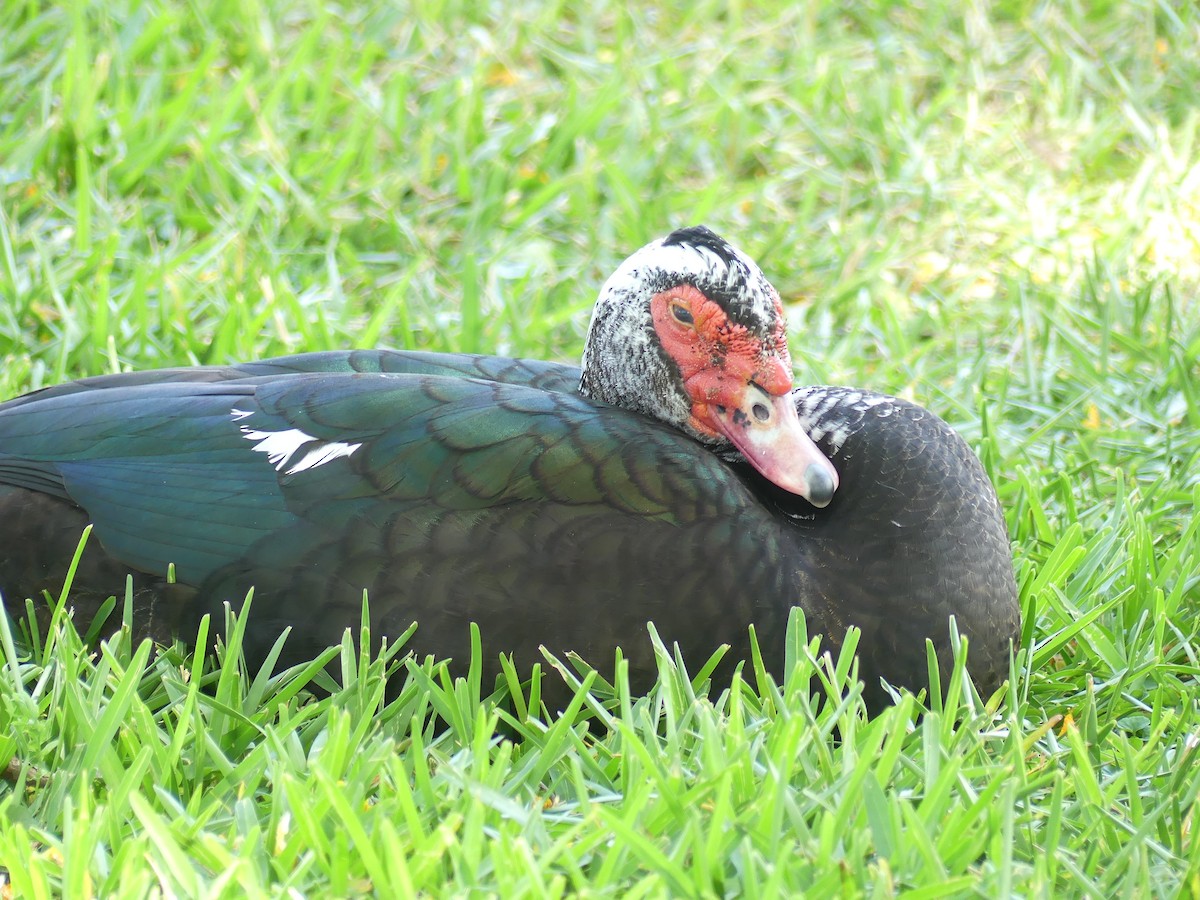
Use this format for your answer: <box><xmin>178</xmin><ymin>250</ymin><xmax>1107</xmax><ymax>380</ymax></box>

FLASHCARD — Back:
<box><xmin>232</xmin><ymin>409</ymin><xmax>362</xmax><ymax>475</ymax></box>
<box><xmin>286</xmin><ymin>440</ymin><xmax>363</xmax><ymax>474</ymax></box>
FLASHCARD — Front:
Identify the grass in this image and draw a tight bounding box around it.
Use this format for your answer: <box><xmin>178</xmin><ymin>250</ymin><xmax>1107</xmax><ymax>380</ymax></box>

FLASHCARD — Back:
<box><xmin>1</xmin><ymin>0</ymin><xmax>1199</xmax><ymax>895</ymax></box>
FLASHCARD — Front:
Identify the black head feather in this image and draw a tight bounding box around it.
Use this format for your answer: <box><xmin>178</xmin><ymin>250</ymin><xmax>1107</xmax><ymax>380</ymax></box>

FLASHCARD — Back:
<box><xmin>662</xmin><ymin>225</ymin><xmax>744</xmax><ymax>270</ymax></box>
<box><xmin>660</xmin><ymin>225</ymin><xmax>762</xmax><ymax>326</ymax></box>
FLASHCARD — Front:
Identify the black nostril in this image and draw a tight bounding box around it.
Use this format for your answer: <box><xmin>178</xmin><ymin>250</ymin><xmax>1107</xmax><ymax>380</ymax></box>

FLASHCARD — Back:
<box><xmin>751</xmin><ymin>403</ymin><xmax>770</xmax><ymax>422</ymax></box>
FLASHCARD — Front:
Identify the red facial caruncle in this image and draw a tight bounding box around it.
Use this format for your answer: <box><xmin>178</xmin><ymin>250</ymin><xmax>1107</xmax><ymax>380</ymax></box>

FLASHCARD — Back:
<box><xmin>650</xmin><ymin>284</ymin><xmax>839</xmax><ymax>507</ymax></box>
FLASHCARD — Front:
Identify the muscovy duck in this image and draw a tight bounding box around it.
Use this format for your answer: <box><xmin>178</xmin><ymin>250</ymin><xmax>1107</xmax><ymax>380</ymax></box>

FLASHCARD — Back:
<box><xmin>0</xmin><ymin>226</ymin><xmax>1019</xmax><ymax>711</ymax></box>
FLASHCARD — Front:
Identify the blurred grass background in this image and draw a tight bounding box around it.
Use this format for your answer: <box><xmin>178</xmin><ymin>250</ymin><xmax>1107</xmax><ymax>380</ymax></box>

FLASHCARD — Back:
<box><xmin>4</xmin><ymin>0</ymin><xmax>1198</xmax><ymax>379</ymax></box>
<box><xmin>2</xmin><ymin>0</ymin><xmax>1199</xmax><ymax>895</ymax></box>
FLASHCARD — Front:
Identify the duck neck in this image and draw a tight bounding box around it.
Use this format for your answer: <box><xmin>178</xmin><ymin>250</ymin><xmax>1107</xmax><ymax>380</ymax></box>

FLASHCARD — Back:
<box><xmin>780</xmin><ymin>386</ymin><xmax>1019</xmax><ymax>704</ymax></box>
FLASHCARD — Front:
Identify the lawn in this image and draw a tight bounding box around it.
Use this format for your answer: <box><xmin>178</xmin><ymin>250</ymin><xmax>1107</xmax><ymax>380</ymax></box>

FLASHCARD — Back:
<box><xmin>2</xmin><ymin>0</ymin><xmax>1199</xmax><ymax>895</ymax></box>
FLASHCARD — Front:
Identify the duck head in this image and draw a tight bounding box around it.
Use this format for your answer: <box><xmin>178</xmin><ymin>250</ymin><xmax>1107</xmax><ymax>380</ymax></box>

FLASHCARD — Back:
<box><xmin>579</xmin><ymin>226</ymin><xmax>839</xmax><ymax>507</ymax></box>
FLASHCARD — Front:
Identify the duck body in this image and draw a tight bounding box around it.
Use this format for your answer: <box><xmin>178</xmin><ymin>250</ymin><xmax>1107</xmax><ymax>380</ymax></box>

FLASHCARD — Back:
<box><xmin>0</xmin><ymin>229</ymin><xmax>1019</xmax><ymax>710</ymax></box>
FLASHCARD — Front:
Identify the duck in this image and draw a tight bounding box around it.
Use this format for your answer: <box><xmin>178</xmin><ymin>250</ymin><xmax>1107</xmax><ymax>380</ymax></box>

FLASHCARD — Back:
<box><xmin>0</xmin><ymin>226</ymin><xmax>1019</xmax><ymax>712</ymax></box>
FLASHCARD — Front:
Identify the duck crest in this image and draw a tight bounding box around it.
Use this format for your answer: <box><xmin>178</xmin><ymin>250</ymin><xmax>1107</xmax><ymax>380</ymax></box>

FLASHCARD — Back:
<box><xmin>662</xmin><ymin>225</ymin><xmax>749</xmax><ymax>278</ymax></box>
<box><xmin>655</xmin><ymin>226</ymin><xmax>778</xmax><ymax>333</ymax></box>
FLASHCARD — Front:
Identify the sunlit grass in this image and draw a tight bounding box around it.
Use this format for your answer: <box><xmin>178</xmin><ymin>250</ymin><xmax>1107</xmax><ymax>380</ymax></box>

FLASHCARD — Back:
<box><xmin>2</xmin><ymin>0</ymin><xmax>1199</xmax><ymax>895</ymax></box>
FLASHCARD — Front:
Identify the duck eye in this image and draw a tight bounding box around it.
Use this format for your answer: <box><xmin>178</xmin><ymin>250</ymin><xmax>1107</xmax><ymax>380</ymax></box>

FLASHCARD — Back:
<box><xmin>670</xmin><ymin>302</ymin><xmax>694</xmax><ymax>326</ymax></box>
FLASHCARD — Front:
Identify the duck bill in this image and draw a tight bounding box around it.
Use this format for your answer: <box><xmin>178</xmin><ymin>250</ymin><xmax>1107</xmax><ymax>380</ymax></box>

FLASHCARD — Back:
<box><xmin>709</xmin><ymin>387</ymin><xmax>839</xmax><ymax>507</ymax></box>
